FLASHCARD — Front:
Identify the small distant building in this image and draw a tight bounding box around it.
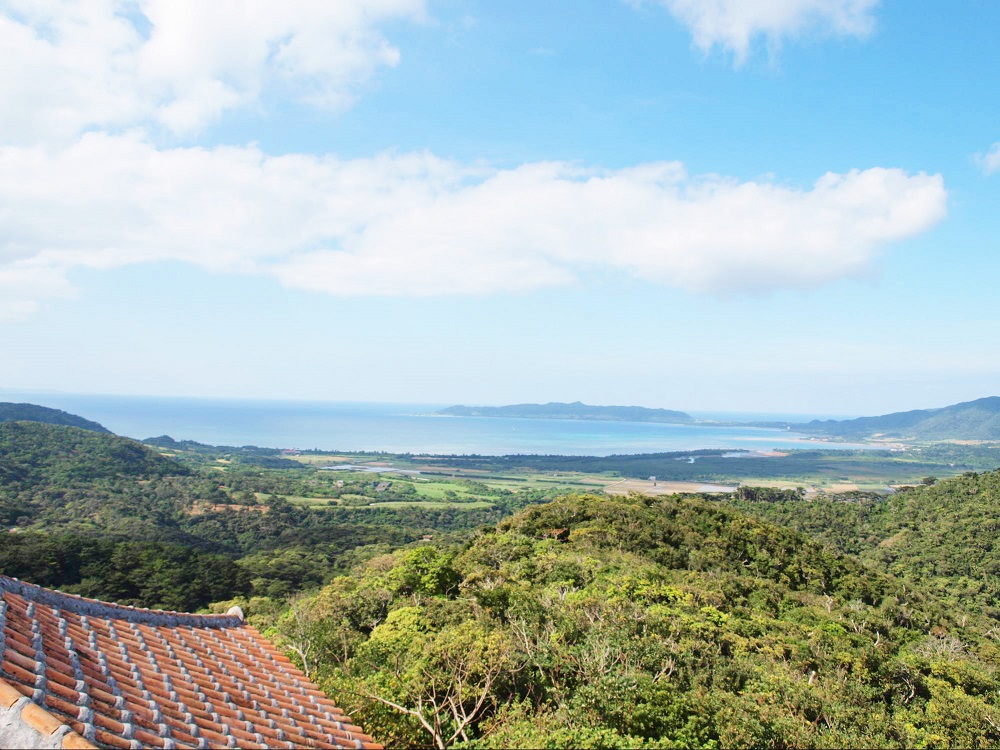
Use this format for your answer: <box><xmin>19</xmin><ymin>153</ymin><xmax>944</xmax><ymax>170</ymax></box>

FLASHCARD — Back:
<box><xmin>375</xmin><ymin>482</ymin><xmax>392</xmax><ymax>493</ymax></box>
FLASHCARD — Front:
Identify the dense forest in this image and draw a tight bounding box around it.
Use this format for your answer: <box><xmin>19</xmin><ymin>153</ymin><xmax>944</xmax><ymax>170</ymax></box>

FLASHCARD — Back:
<box><xmin>5</xmin><ymin>416</ymin><xmax>1000</xmax><ymax>746</ymax></box>
<box><xmin>728</xmin><ymin>471</ymin><xmax>1000</xmax><ymax>619</ymax></box>
<box><xmin>242</xmin><ymin>493</ymin><xmax>1000</xmax><ymax>748</ymax></box>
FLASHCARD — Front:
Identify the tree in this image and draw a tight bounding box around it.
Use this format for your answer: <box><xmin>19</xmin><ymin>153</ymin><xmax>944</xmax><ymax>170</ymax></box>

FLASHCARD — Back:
<box><xmin>353</xmin><ymin>612</ymin><xmax>522</xmax><ymax>749</ymax></box>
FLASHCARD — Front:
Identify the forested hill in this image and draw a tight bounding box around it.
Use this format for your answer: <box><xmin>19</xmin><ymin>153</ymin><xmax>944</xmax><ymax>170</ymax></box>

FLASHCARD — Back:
<box><xmin>797</xmin><ymin>396</ymin><xmax>1000</xmax><ymax>439</ymax></box>
<box><xmin>0</xmin><ymin>421</ymin><xmax>186</xmax><ymax>488</ymax></box>
<box><xmin>0</xmin><ymin>421</ymin><xmax>546</xmax><ymax>610</ymax></box>
<box><xmin>291</xmin><ymin>492</ymin><xmax>1000</xmax><ymax>748</ymax></box>
<box><xmin>437</xmin><ymin>400</ymin><xmax>694</xmax><ymax>423</ymax></box>
<box><xmin>0</xmin><ymin>401</ymin><xmax>110</xmax><ymax>433</ymax></box>
<box><xmin>729</xmin><ymin>469</ymin><xmax>1000</xmax><ymax>618</ymax></box>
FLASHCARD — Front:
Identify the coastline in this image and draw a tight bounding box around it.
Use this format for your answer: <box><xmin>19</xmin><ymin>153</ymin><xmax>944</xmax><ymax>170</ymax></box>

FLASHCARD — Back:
<box><xmin>1</xmin><ymin>391</ymin><xmax>879</xmax><ymax>456</ymax></box>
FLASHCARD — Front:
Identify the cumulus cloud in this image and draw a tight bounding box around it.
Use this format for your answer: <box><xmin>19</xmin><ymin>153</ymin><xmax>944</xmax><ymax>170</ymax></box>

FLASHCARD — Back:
<box><xmin>0</xmin><ymin>0</ymin><xmax>424</xmax><ymax>143</ymax></box>
<box><xmin>646</xmin><ymin>0</ymin><xmax>880</xmax><ymax>64</ymax></box>
<box><xmin>0</xmin><ymin>0</ymin><xmax>946</xmax><ymax>324</ymax></box>
<box><xmin>975</xmin><ymin>142</ymin><xmax>1000</xmax><ymax>175</ymax></box>
<box><xmin>0</xmin><ymin>134</ymin><xmax>947</xmax><ymax>312</ymax></box>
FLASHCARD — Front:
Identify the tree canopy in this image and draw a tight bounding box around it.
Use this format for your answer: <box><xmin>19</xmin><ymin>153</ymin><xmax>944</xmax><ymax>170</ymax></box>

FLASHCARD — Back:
<box><xmin>256</xmin><ymin>493</ymin><xmax>1000</xmax><ymax>748</ymax></box>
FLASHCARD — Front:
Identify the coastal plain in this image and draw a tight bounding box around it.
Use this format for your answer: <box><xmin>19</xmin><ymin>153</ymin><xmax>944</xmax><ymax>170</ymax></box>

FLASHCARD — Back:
<box><xmin>262</xmin><ymin>440</ymin><xmax>1000</xmax><ymax>511</ymax></box>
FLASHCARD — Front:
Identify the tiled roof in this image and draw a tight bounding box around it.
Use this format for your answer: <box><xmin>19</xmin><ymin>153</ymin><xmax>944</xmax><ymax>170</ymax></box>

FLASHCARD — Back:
<box><xmin>0</xmin><ymin>576</ymin><xmax>381</xmax><ymax>749</ymax></box>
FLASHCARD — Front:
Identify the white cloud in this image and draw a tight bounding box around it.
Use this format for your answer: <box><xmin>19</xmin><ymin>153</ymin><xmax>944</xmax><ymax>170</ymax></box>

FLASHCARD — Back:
<box><xmin>0</xmin><ymin>263</ymin><xmax>75</xmax><ymax>321</ymax></box>
<box><xmin>975</xmin><ymin>142</ymin><xmax>1000</xmax><ymax>175</ymax></box>
<box><xmin>646</xmin><ymin>0</ymin><xmax>880</xmax><ymax>64</ymax></box>
<box><xmin>0</xmin><ymin>134</ymin><xmax>947</xmax><ymax>313</ymax></box>
<box><xmin>0</xmin><ymin>0</ymin><xmax>424</xmax><ymax>143</ymax></box>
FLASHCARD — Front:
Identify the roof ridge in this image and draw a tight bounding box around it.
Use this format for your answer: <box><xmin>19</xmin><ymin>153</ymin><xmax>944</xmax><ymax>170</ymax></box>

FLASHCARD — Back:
<box><xmin>0</xmin><ymin>576</ymin><xmax>243</xmax><ymax>629</ymax></box>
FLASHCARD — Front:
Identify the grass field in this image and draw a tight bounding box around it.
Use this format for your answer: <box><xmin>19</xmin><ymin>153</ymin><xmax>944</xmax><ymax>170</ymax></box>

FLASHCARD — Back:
<box><xmin>288</xmin><ymin>454</ymin><xmax>360</xmax><ymax>466</ymax></box>
<box><xmin>406</xmin><ymin>481</ymin><xmax>476</xmax><ymax>500</ymax></box>
<box><xmin>285</xmin><ymin>495</ymin><xmax>341</xmax><ymax>507</ymax></box>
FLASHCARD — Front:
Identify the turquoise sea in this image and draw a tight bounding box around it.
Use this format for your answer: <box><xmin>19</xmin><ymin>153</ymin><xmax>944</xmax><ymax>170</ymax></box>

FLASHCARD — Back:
<box><xmin>1</xmin><ymin>391</ymin><xmax>866</xmax><ymax>456</ymax></box>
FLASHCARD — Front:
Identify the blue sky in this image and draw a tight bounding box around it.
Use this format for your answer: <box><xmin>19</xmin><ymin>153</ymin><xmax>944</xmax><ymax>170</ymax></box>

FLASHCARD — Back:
<box><xmin>1</xmin><ymin>0</ymin><xmax>998</xmax><ymax>415</ymax></box>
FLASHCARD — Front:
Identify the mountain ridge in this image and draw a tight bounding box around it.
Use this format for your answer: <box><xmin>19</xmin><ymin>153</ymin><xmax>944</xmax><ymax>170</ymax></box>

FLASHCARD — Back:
<box><xmin>796</xmin><ymin>395</ymin><xmax>1000</xmax><ymax>440</ymax></box>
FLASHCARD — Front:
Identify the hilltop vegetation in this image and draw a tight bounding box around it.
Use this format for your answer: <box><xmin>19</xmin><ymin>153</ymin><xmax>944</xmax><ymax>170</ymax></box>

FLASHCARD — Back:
<box><xmin>0</xmin><ymin>401</ymin><xmax>110</xmax><ymax>433</ymax></box>
<box><xmin>246</xmin><ymin>493</ymin><xmax>1000</xmax><ymax>748</ymax></box>
<box><xmin>0</xmin><ymin>421</ymin><xmax>184</xmax><ymax>491</ymax></box>
<box><xmin>729</xmin><ymin>470</ymin><xmax>1000</xmax><ymax>619</ymax></box>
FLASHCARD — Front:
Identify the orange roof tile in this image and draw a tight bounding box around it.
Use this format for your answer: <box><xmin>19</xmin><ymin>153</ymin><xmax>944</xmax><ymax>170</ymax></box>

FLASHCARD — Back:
<box><xmin>1</xmin><ymin>576</ymin><xmax>381</xmax><ymax>750</ymax></box>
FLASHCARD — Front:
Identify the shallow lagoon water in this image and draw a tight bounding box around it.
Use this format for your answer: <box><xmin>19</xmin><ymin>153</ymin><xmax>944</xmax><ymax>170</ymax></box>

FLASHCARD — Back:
<box><xmin>2</xmin><ymin>392</ymin><xmax>870</xmax><ymax>456</ymax></box>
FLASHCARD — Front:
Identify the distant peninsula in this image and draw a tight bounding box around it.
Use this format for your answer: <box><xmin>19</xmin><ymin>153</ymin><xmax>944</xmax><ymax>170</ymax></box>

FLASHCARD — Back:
<box><xmin>436</xmin><ymin>401</ymin><xmax>695</xmax><ymax>424</ymax></box>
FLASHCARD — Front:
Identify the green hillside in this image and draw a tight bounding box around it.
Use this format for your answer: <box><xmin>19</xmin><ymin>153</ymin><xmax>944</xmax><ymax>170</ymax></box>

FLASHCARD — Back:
<box><xmin>0</xmin><ymin>420</ymin><xmax>184</xmax><ymax>488</ymax></box>
<box><xmin>0</xmin><ymin>423</ymin><xmax>555</xmax><ymax>608</ymax></box>
<box><xmin>0</xmin><ymin>422</ymin><xmax>428</xmax><ymax>555</ymax></box>
<box><xmin>0</xmin><ymin>422</ymin><xmax>188</xmax><ymax>488</ymax></box>
<box><xmin>729</xmin><ymin>470</ymin><xmax>1000</xmax><ymax>618</ymax></box>
<box><xmin>266</xmin><ymin>493</ymin><xmax>1000</xmax><ymax>748</ymax></box>
<box><xmin>0</xmin><ymin>401</ymin><xmax>110</xmax><ymax>433</ymax></box>
<box><xmin>0</xmin><ymin>422</ymin><xmax>258</xmax><ymax>609</ymax></box>
<box><xmin>799</xmin><ymin>396</ymin><xmax>1000</xmax><ymax>440</ymax></box>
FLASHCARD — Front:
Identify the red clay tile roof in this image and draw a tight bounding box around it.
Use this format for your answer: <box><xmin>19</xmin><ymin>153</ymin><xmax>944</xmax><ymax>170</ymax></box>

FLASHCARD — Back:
<box><xmin>1</xmin><ymin>576</ymin><xmax>381</xmax><ymax>749</ymax></box>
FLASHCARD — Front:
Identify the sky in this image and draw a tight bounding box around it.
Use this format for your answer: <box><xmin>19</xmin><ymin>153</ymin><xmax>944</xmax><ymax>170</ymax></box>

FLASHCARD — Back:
<box><xmin>1</xmin><ymin>0</ymin><xmax>998</xmax><ymax>415</ymax></box>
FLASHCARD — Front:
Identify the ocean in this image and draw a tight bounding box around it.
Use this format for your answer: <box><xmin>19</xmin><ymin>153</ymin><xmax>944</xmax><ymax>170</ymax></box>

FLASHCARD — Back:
<box><xmin>1</xmin><ymin>391</ymin><xmax>866</xmax><ymax>456</ymax></box>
